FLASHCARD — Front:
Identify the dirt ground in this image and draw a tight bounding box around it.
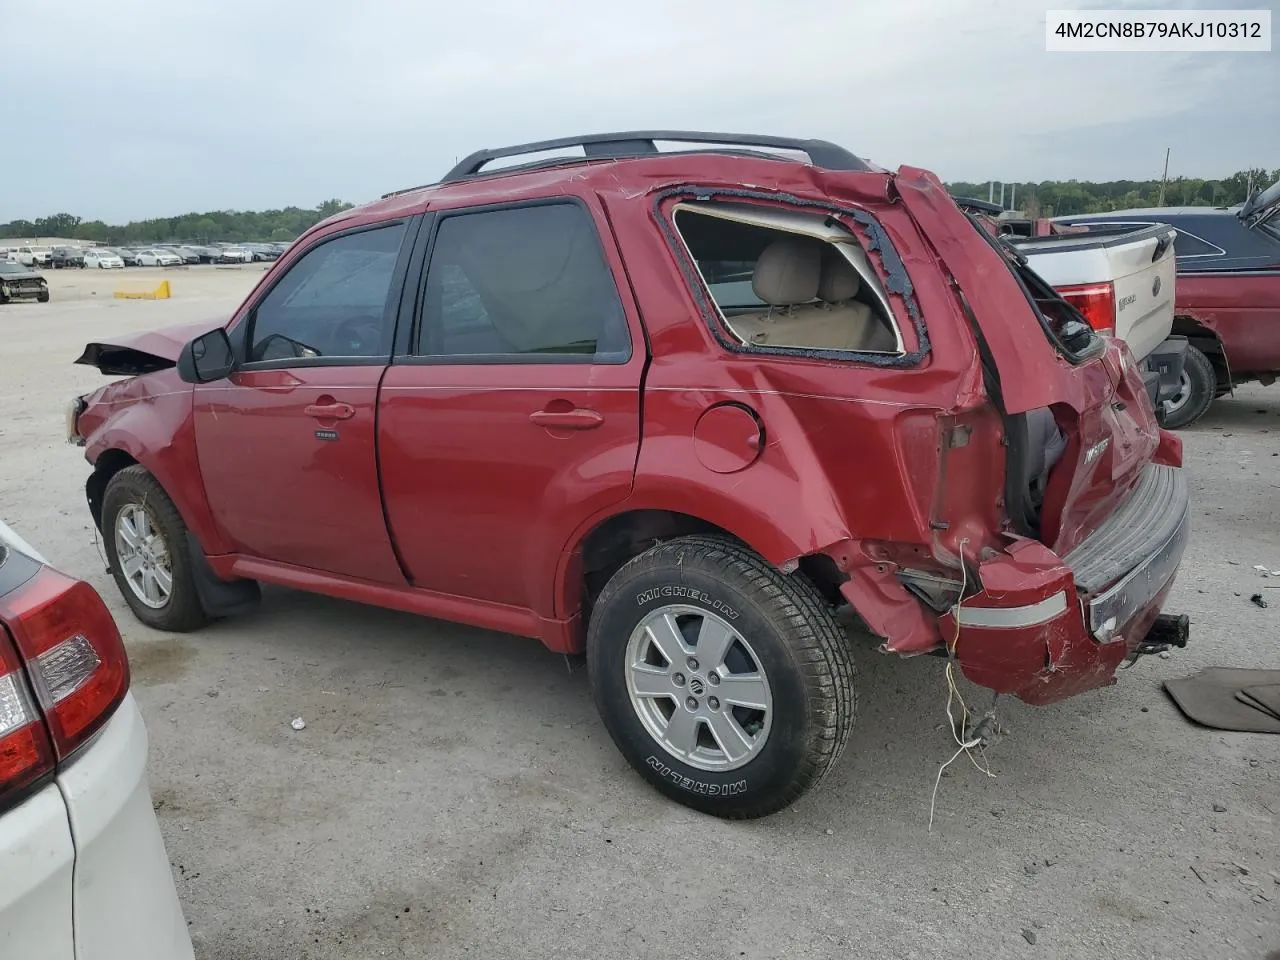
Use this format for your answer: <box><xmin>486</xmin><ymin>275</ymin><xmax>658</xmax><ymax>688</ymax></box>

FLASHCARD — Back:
<box><xmin>2</xmin><ymin>267</ymin><xmax>1277</xmax><ymax>960</ymax></box>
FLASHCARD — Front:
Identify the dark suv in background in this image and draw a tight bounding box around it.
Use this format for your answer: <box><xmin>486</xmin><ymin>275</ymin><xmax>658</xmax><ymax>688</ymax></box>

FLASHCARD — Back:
<box><xmin>51</xmin><ymin>247</ymin><xmax>85</xmax><ymax>269</ymax></box>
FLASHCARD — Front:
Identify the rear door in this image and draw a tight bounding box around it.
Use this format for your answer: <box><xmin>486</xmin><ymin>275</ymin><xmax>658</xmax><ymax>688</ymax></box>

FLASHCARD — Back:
<box><xmin>192</xmin><ymin>218</ymin><xmax>417</xmax><ymax>582</ymax></box>
<box><xmin>377</xmin><ymin>198</ymin><xmax>645</xmax><ymax>617</ymax></box>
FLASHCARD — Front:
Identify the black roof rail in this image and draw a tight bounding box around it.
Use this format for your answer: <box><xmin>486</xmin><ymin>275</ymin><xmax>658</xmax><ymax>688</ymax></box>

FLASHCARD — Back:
<box><xmin>439</xmin><ymin>130</ymin><xmax>872</xmax><ymax>183</ymax></box>
<box><xmin>951</xmin><ymin>196</ymin><xmax>1005</xmax><ymax>215</ymax></box>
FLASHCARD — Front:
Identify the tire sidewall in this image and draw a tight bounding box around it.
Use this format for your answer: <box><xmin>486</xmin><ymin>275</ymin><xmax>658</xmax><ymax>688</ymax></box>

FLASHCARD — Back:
<box><xmin>589</xmin><ymin>555</ymin><xmax>816</xmax><ymax>811</ymax></box>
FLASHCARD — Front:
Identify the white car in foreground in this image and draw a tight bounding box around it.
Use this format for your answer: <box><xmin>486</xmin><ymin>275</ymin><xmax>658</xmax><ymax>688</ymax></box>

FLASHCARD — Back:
<box><xmin>0</xmin><ymin>520</ymin><xmax>194</xmax><ymax>960</ymax></box>
<box><xmin>137</xmin><ymin>249</ymin><xmax>183</xmax><ymax>267</ymax></box>
<box><xmin>84</xmin><ymin>249</ymin><xmax>125</xmax><ymax>269</ymax></box>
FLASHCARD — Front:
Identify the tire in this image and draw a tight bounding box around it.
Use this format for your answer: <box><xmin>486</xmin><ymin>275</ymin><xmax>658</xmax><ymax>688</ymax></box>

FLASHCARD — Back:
<box><xmin>1159</xmin><ymin>344</ymin><xmax>1216</xmax><ymax>429</ymax></box>
<box><xmin>101</xmin><ymin>465</ymin><xmax>212</xmax><ymax>632</ymax></box>
<box><xmin>36</xmin><ymin>292</ymin><xmax>49</xmax><ymax>303</ymax></box>
<box><xmin>587</xmin><ymin>534</ymin><xmax>856</xmax><ymax>819</ymax></box>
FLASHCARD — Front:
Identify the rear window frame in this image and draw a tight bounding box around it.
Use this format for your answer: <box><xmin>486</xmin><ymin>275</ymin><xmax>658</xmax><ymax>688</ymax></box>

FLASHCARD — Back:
<box><xmin>655</xmin><ymin>185</ymin><xmax>931</xmax><ymax>369</ymax></box>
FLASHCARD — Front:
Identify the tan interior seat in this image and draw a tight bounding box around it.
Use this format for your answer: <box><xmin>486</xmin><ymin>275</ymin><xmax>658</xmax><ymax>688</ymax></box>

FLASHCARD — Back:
<box><xmin>726</xmin><ymin>237</ymin><xmax>896</xmax><ymax>352</ymax></box>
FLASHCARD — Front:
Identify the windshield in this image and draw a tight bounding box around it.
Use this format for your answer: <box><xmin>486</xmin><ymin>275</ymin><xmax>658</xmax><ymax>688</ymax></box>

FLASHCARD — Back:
<box><xmin>0</xmin><ymin>261</ymin><xmax>25</xmax><ymax>274</ymax></box>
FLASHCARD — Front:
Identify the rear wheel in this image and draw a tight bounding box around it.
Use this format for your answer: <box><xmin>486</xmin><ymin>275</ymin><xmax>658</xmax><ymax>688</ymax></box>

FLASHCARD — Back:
<box><xmin>1160</xmin><ymin>344</ymin><xmax>1216</xmax><ymax>429</ymax></box>
<box><xmin>587</xmin><ymin>535</ymin><xmax>856</xmax><ymax>819</ymax></box>
<box><xmin>102</xmin><ymin>466</ymin><xmax>211</xmax><ymax>632</ymax></box>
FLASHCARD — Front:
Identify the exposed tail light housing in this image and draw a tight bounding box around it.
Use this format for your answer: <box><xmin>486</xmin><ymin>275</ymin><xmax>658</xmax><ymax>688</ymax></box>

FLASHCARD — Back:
<box><xmin>1057</xmin><ymin>281</ymin><xmax>1116</xmax><ymax>337</ymax></box>
<box><xmin>0</xmin><ymin>567</ymin><xmax>130</xmax><ymax>810</ymax></box>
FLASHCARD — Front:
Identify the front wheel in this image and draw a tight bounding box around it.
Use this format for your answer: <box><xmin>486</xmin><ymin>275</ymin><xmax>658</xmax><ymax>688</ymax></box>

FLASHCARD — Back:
<box><xmin>587</xmin><ymin>535</ymin><xmax>856</xmax><ymax>819</ymax></box>
<box><xmin>101</xmin><ymin>466</ymin><xmax>211</xmax><ymax>632</ymax></box>
<box><xmin>36</xmin><ymin>291</ymin><xmax>49</xmax><ymax>303</ymax></box>
<box><xmin>1159</xmin><ymin>344</ymin><xmax>1217</xmax><ymax>429</ymax></box>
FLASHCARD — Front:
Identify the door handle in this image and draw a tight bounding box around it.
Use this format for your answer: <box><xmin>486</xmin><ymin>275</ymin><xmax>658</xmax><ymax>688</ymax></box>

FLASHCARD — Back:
<box><xmin>529</xmin><ymin>408</ymin><xmax>604</xmax><ymax>430</ymax></box>
<box><xmin>304</xmin><ymin>401</ymin><xmax>356</xmax><ymax>420</ymax></box>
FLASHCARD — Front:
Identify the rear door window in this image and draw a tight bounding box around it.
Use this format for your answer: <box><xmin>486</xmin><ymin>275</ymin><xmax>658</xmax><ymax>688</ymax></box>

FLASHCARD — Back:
<box><xmin>417</xmin><ymin>202</ymin><xmax>630</xmax><ymax>362</ymax></box>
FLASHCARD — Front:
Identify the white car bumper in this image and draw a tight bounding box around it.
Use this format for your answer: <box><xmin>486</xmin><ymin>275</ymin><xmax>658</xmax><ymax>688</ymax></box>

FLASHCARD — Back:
<box><xmin>0</xmin><ymin>693</ymin><xmax>193</xmax><ymax>960</ymax></box>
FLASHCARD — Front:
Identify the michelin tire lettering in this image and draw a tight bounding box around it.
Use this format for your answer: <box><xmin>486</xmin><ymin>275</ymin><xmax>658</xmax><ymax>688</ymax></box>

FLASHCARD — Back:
<box><xmin>635</xmin><ymin>585</ymin><xmax>740</xmax><ymax>619</ymax></box>
<box><xmin>646</xmin><ymin>756</ymin><xmax>748</xmax><ymax>796</ymax></box>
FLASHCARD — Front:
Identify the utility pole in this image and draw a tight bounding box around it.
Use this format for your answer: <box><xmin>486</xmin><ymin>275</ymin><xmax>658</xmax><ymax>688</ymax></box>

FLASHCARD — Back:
<box><xmin>1011</xmin><ymin>183</ymin><xmax>1017</xmax><ymax>211</ymax></box>
<box><xmin>988</xmin><ymin>181</ymin><xmax>994</xmax><ymax>203</ymax></box>
<box><xmin>1157</xmin><ymin>147</ymin><xmax>1171</xmax><ymax>206</ymax></box>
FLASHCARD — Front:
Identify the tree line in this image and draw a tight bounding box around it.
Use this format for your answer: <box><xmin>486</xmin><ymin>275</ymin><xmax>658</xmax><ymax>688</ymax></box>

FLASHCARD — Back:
<box><xmin>3</xmin><ymin>167</ymin><xmax>1277</xmax><ymax>243</ymax></box>
<box><xmin>0</xmin><ymin>200</ymin><xmax>354</xmax><ymax>245</ymax></box>
<box><xmin>946</xmin><ymin>168</ymin><xmax>1278</xmax><ymax>218</ymax></box>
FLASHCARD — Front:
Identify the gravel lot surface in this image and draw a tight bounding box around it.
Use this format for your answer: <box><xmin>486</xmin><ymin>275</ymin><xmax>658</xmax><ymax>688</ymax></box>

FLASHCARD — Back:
<box><xmin>2</xmin><ymin>267</ymin><xmax>1277</xmax><ymax>960</ymax></box>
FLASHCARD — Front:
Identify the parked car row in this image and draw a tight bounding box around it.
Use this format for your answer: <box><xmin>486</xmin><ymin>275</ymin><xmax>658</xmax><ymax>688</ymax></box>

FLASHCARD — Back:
<box><xmin>9</xmin><ymin>241</ymin><xmax>291</xmax><ymax>270</ymax></box>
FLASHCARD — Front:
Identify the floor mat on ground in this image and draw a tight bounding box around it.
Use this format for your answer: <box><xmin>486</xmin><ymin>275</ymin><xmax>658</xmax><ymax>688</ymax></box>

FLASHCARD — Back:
<box><xmin>1164</xmin><ymin>668</ymin><xmax>1280</xmax><ymax>734</ymax></box>
<box><xmin>1235</xmin><ymin>683</ymin><xmax>1280</xmax><ymax>722</ymax></box>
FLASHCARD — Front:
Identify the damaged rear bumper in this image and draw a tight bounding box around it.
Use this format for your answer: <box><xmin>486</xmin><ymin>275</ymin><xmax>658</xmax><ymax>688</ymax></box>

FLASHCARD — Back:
<box><xmin>947</xmin><ymin>463</ymin><xmax>1190</xmax><ymax>705</ymax></box>
<box><xmin>1063</xmin><ymin>464</ymin><xmax>1189</xmax><ymax>640</ymax></box>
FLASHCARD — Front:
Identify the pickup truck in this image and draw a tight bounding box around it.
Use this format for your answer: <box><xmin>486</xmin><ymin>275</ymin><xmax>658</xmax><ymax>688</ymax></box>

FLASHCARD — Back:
<box><xmin>954</xmin><ymin>198</ymin><xmax>1186</xmax><ymax>416</ymax></box>
<box><xmin>13</xmin><ymin>246</ymin><xmax>53</xmax><ymax>268</ymax></box>
<box><xmin>66</xmin><ymin>130</ymin><xmax>1190</xmax><ymax>819</ymax></box>
<box><xmin>1056</xmin><ymin>177</ymin><xmax>1280</xmax><ymax>427</ymax></box>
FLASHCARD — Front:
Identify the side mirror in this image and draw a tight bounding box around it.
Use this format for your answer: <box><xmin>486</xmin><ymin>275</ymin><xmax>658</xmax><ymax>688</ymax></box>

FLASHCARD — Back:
<box><xmin>176</xmin><ymin>328</ymin><xmax>236</xmax><ymax>383</ymax></box>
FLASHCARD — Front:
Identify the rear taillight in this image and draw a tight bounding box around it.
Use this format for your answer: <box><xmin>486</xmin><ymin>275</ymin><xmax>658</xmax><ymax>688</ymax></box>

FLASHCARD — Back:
<box><xmin>2</xmin><ymin>568</ymin><xmax>130</xmax><ymax>761</ymax></box>
<box><xmin>1057</xmin><ymin>282</ymin><xmax>1116</xmax><ymax>337</ymax></box>
<box><xmin>0</xmin><ymin>627</ymin><xmax>56</xmax><ymax>800</ymax></box>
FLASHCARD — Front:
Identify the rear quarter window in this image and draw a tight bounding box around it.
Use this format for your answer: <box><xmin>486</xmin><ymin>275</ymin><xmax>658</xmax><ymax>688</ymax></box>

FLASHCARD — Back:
<box><xmin>1171</xmin><ymin>230</ymin><xmax>1224</xmax><ymax>259</ymax></box>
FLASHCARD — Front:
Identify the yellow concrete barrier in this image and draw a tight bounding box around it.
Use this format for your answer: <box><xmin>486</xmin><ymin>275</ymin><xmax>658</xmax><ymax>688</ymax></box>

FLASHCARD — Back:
<box><xmin>114</xmin><ymin>280</ymin><xmax>171</xmax><ymax>300</ymax></box>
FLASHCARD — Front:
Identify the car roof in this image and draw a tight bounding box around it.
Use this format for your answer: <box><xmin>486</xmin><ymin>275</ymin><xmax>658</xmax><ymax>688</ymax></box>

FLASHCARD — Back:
<box><xmin>315</xmin><ymin>130</ymin><xmax>886</xmax><ymax>230</ymax></box>
<box><xmin>1063</xmin><ymin>205</ymin><xmax>1237</xmax><ymax>220</ymax></box>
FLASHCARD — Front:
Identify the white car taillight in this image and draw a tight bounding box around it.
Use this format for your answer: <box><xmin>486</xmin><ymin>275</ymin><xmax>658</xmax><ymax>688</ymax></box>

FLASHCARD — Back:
<box><xmin>3</xmin><ymin>569</ymin><xmax>130</xmax><ymax>763</ymax></box>
<box><xmin>0</xmin><ymin>629</ymin><xmax>56</xmax><ymax>803</ymax></box>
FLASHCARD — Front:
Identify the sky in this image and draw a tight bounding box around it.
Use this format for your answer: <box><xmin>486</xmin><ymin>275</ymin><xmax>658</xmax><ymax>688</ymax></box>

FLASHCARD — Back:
<box><xmin>0</xmin><ymin>0</ymin><xmax>1275</xmax><ymax>223</ymax></box>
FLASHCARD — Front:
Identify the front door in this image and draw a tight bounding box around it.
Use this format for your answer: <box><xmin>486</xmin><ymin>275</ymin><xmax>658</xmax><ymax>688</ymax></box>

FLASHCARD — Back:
<box><xmin>378</xmin><ymin>199</ymin><xmax>645</xmax><ymax>615</ymax></box>
<box><xmin>193</xmin><ymin>219</ymin><xmax>415</xmax><ymax>583</ymax></box>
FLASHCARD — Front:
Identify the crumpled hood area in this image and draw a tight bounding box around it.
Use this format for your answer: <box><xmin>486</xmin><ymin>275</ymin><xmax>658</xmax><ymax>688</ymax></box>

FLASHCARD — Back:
<box><xmin>74</xmin><ymin>319</ymin><xmax>226</xmax><ymax>375</ymax></box>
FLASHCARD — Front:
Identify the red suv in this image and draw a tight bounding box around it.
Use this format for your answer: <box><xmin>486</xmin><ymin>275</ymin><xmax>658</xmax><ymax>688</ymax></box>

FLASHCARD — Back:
<box><xmin>68</xmin><ymin>132</ymin><xmax>1191</xmax><ymax>818</ymax></box>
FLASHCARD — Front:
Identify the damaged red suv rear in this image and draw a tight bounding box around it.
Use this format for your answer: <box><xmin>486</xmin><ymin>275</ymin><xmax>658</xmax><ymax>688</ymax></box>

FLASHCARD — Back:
<box><xmin>66</xmin><ymin>132</ymin><xmax>1190</xmax><ymax>818</ymax></box>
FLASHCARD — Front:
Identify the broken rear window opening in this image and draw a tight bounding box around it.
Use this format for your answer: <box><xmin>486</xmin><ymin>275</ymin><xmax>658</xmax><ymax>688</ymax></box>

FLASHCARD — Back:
<box><xmin>962</xmin><ymin>211</ymin><xmax>1103</xmax><ymax>363</ymax></box>
<box><xmin>671</xmin><ymin>201</ymin><xmax>905</xmax><ymax>356</ymax></box>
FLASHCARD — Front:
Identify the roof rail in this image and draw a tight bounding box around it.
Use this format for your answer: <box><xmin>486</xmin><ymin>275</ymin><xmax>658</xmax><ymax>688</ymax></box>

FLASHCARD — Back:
<box><xmin>951</xmin><ymin>196</ymin><xmax>1005</xmax><ymax>215</ymax></box>
<box><xmin>439</xmin><ymin>130</ymin><xmax>872</xmax><ymax>183</ymax></box>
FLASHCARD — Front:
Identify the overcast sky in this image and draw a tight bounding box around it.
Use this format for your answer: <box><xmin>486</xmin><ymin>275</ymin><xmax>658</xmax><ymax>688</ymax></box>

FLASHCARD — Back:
<box><xmin>1</xmin><ymin>0</ymin><xmax>1274</xmax><ymax>223</ymax></box>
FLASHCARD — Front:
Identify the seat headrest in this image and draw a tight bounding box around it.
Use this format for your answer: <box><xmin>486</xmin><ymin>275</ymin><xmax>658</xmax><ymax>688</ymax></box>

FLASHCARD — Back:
<box><xmin>751</xmin><ymin>236</ymin><xmax>822</xmax><ymax>306</ymax></box>
<box><xmin>818</xmin><ymin>250</ymin><xmax>862</xmax><ymax>302</ymax></box>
